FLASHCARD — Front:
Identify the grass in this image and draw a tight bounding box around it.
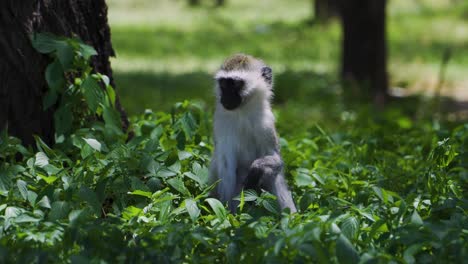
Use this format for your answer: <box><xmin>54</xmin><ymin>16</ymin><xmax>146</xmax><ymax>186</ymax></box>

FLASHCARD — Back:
<box><xmin>107</xmin><ymin>0</ymin><xmax>468</xmax><ymax>114</ymax></box>
<box><xmin>1</xmin><ymin>4</ymin><xmax>467</xmax><ymax>261</ymax></box>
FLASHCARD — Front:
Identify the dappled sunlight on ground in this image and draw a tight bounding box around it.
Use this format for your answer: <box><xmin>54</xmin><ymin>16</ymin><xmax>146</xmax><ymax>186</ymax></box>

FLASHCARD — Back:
<box><xmin>107</xmin><ymin>0</ymin><xmax>468</xmax><ymax>115</ymax></box>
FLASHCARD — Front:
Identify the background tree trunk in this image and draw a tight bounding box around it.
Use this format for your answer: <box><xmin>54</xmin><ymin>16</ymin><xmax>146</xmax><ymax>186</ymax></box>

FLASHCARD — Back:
<box><xmin>189</xmin><ymin>0</ymin><xmax>200</xmax><ymax>6</ymax></box>
<box><xmin>338</xmin><ymin>0</ymin><xmax>388</xmax><ymax>105</ymax></box>
<box><xmin>314</xmin><ymin>0</ymin><xmax>337</xmax><ymax>21</ymax></box>
<box><xmin>0</xmin><ymin>0</ymin><xmax>128</xmax><ymax>146</ymax></box>
<box><xmin>215</xmin><ymin>0</ymin><xmax>225</xmax><ymax>7</ymax></box>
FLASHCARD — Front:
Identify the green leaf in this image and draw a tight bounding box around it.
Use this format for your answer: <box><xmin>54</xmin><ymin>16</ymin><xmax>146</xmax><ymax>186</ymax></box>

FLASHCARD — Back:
<box><xmin>295</xmin><ymin>169</ymin><xmax>315</xmax><ymax>187</ymax></box>
<box><xmin>106</xmin><ymin>84</ymin><xmax>116</xmax><ymax>107</ymax></box>
<box><xmin>54</xmin><ymin>104</ymin><xmax>73</xmax><ymax>135</ymax></box>
<box><xmin>5</xmin><ymin>207</ymin><xmax>22</xmax><ymax>219</ymax></box>
<box><xmin>15</xmin><ymin>214</ymin><xmax>41</xmax><ymax>223</ymax></box>
<box><xmin>37</xmin><ymin>196</ymin><xmax>51</xmax><ymax>209</ymax></box>
<box><xmin>129</xmin><ymin>190</ymin><xmax>152</xmax><ymax>198</ymax></box>
<box><xmin>49</xmin><ymin>201</ymin><xmax>70</xmax><ymax>220</ymax></box>
<box><xmin>57</xmin><ymin>43</ymin><xmax>75</xmax><ymax>70</ymax></box>
<box><xmin>34</xmin><ymin>152</ymin><xmax>49</xmax><ymax>167</ymax></box>
<box><xmin>206</xmin><ymin>198</ymin><xmax>227</xmax><ymax>221</ymax></box>
<box><xmin>183</xmin><ymin>162</ymin><xmax>209</xmax><ymax>187</ymax></box>
<box><xmin>167</xmin><ymin>177</ymin><xmax>189</xmax><ymax>195</ymax></box>
<box><xmin>336</xmin><ymin>234</ymin><xmax>360</xmax><ymax>264</ymax></box>
<box><xmin>122</xmin><ymin>206</ymin><xmax>142</xmax><ymax>220</ymax></box>
<box><xmin>31</xmin><ymin>33</ymin><xmax>65</xmax><ymax>54</ymax></box>
<box><xmin>341</xmin><ymin>216</ymin><xmax>359</xmax><ymax>240</ymax></box>
<box><xmin>79</xmin><ymin>43</ymin><xmax>97</xmax><ymax>60</ymax></box>
<box><xmin>179</xmin><ymin>112</ymin><xmax>197</xmax><ymax>139</ymax></box>
<box><xmin>38</xmin><ymin>173</ymin><xmax>58</xmax><ymax>184</ymax></box>
<box><xmin>102</xmin><ymin>105</ymin><xmax>123</xmax><ymax>134</ymax></box>
<box><xmin>83</xmin><ymin>138</ymin><xmax>102</xmax><ymax>152</ymax></box>
<box><xmin>185</xmin><ymin>198</ymin><xmax>200</xmax><ymax>221</ymax></box>
<box><xmin>411</xmin><ymin>210</ymin><xmax>423</xmax><ymax>226</ymax></box>
<box><xmin>17</xmin><ymin>180</ymin><xmax>28</xmax><ymax>200</ymax></box>
<box><xmin>45</xmin><ymin>59</ymin><xmax>65</xmax><ymax>92</ymax></box>
<box><xmin>82</xmin><ymin>75</ymin><xmax>105</xmax><ymax>112</ymax></box>
<box><xmin>27</xmin><ymin>191</ymin><xmax>38</xmax><ymax>205</ymax></box>
<box><xmin>78</xmin><ymin>187</ymin><xmax>101</xmax><ymax>215</ymax></box>
<box><xmin>43</xmin><ymin>90</ymin><xmax>58</xmax><ymax>110</ymax></box>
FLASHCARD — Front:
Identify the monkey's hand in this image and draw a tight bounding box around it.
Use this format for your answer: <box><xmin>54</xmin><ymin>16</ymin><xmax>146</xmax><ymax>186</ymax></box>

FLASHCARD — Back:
<box><xmin>244</xmin><ymin>154</ymin><xmax>283</xmax><ymax>191</ymax></box>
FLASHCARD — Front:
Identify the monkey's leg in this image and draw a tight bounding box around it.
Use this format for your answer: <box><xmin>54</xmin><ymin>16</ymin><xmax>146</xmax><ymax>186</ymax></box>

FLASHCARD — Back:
<box><xmin>244</xmin><ymin>155</ymin><xmax>297</xmax><ymax>213</ymax></box>
<box><xmin>216</xmin><ymin>151</ymin><xmax>237</xmax><ymax>211</ymax></box>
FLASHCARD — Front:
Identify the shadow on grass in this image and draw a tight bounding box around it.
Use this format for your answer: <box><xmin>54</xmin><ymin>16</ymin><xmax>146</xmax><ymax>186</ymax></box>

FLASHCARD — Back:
<box><xmin>114</xmin><ymin>69</ymin><xmax>341</xmax><ymax>115</ymax></box>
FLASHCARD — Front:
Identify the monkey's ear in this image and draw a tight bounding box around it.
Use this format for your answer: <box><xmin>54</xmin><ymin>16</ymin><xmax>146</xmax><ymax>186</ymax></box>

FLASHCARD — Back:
<box><xmin>261</xmin><ymin>66</ymin><xmax>273</xmax><ymax>85</ymax></box>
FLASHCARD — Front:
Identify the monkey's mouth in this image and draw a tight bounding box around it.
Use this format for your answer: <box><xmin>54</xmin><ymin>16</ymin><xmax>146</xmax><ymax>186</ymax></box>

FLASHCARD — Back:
<box><xmin>220</xmin><ymin>93</ymin><xmax>243</xmax><ymax>110</ymax></box>
<box><xmin>221</xmin><ymin>98</ymin><xmax>242</xmax><ymax>110</ymax></box>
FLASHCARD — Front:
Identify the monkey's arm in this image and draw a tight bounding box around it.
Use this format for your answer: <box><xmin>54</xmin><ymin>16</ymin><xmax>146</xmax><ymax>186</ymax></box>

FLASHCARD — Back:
<box><xmin>244</xmin><ymin>154</ymin><xmax>283</xmax><ymax>190</ymax></box>
<box><xmin>244</xmin><ymin>154</ymin><xmax>297</xmax><ymax>213</ymax></box>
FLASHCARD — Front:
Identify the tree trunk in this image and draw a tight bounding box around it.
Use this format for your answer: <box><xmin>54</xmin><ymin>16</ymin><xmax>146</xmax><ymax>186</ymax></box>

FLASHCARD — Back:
<box><xmin>338</xmin><ymin>0</ymin><xmax>388</xmax><ymax>104</ymax></box>
<box><xmin>0</xmin><ymin>0</ymin><xmax>128</xmax><ymax>146</ymax></box>
<box><xmin>314</xmin><ymin>0</ymin><xmax>338</xmax><ymax>21</ymax></box>
<box><xmin>189</xmin><ymin>0</ymin><xmax>200</xmax><ymax>6</ymax></box>
<box><xmin>215</xmin><ymin>0</ymin><xmax>225</xmax><ymax>7</ymax></box>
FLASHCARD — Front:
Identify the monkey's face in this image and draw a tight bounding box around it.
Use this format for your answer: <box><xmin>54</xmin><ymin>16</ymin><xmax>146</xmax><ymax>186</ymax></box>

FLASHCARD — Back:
<box><xmin>217</xmin><ymin>77</ymin><xmax>245</xmax><ymax>110</ymax></box>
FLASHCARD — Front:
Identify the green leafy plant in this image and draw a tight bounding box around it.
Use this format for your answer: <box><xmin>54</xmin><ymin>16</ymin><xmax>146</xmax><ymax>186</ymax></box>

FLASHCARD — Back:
<box><xmin>31</xmin><ymin>33</ymin><xmax>122</xmax><ymax>140</ymax></box>
<box><xmin>0</xmin><ymin>34</ymin><xmax>466</xmax><ymax>263</ymax></box>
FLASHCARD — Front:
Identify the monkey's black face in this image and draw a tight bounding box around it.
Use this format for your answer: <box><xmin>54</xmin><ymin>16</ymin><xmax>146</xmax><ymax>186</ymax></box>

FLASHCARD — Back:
<box><xmin>218</xmin><ymin>77</ymin><xmax>245</xmax><ymax>110</ymax></box>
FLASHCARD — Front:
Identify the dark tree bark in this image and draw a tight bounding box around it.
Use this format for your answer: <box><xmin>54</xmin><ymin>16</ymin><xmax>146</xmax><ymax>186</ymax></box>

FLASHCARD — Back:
<box><xmin>215</xmin><ymin>0</ymin><xmax>225</xmax><ymax>7</ymax></box>
<box><xmin>337</xmin><ymin>0</ymin><xmax>388</xmax><ymax>104</ymax></box>
<box><xmin>189</xmin><ymin>0</ymin><xmax>200</xmax><ymax>6</ymax></box>
<box><xmin>314</xmin><ymin>0</ymin><xmax>337</xmax><ymax>21</ymax></box>
<box><xmin>0</xmin><ymin>0</ymin><xmax>128</xmax><ymax>146</ymax></box>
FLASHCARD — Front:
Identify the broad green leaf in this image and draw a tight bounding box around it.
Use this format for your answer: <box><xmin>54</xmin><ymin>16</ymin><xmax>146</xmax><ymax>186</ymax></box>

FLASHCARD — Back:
<box><xmin>295</xmin><ymin>169</ymin><xmax>315</xmax><ymax>187</ymax></box>
<box><xmin>185</xmin><ymin>198</ymin><xmax>200</xmax><ymax>221</ymax></box>
<box><xmin>411</xmin><ymin>210</ymin><xmax>423</xmax><ymax>226</ymax></box>
<box><xmin>82</xmin><ymin>75</ymin><xmax>105</xmax><ymax>112</ymax></box>
<box><xmin>37</xmin><ymin>196</ymin><xmax>51</xmax><ymax>209</ymax></box>
<box><xmin>34</xmin><ymin>152</ymin><xmax>49</xmax><ymax>167</ymax></box>
<box><xmin>79</xmin><ymin>43</ymin><xmax>97</xmax><ymax>60</ymax></box>
<box><xmin>184</xmin><ymin>163</ymin><xmax>209</xmax><ymax>187</ymax></box>
<box><xmin>31</xmin><ymin>33</ymin><xmax>65</xmax><ymax>54</ymax></box>
<box><xmin>167</xmin><ymin>177</ymin><xmax>189</xmax><ymax>195</ymax></box>
<box><xmin>34</xmin><ymin>135</ymin><xmax>55</xmax><ymax>156</ymax></box>
<box><xmin>15</xmin><ymin>214</ymin><xmax>41</xmax><ymax>223</ymax></box>
<box><xmin>122</xmin><ymin>206</ymin><xmax>142</xmax><ymax>220</ymax></box>
<box><xmin>206</xmin><ymin>198</ymin><xmax>227</xmax><ymax>220</ymax></box>
<box><xmin>38</xmin><ymin>174</ymin><xmax>58</xmax><ymax>184</ymax></box>
<box><xmin>45</xmin><ymin>59</ymin><xmax>65</xmax><ymax>92</ymax></box>
<box><xmin>5</xmin><ymin>207</ymin><xmax>22</xmax><ymax>219</ymax></box>
<box><xmin>0</xmin><ymin>171</ymin><xmax>12</xmax><ymax>195</ymax></box>
<box><xmin>83</xmin><ymin>138</ymin><xmax>102</xmax><ymax>152</ymax></box>
<box><xmin>341</xmin><ymin>216</ymin><xmax>359</xmax><ymax>240</ymax></box>
<box><xmin>129</xmin><ymin>190</ymin><xmax>152</xmax><ymax>198</ymax></box>
<box><xmin>56</xmin><ymin>43</ymin><xmax>75</xmax><ymax>70</ymax></box>
<box><xmin>54</xmin><ymin>104</ymin><xmax>73</xmax><ymax>135</ymax></box>
<box><xmin>27</xmin><ymin>191</ymin><xmax>38</xmax><ymax>205</ymax></box>
<box><xmin>78</xmin><ymin>187</ymin><xmax>101</xmax><ymax>215</ymax></box>
<box><xmin>178</xmin><ymin>151</ymin><xmax>192</xmax><ymax>160</ymax></box>
<box><xmin>17</xmin><ymin>180</ymin><xmax>28</xmax><ymax>200</ymax></box>
<box><xmin>49</xmin><ymin>201</ymin><xmax>70</xmax><ymax>220</ymax></box>
<box><xmin>43</xmin><ymin>90</ymin><xmax>58</xmax><ymax>110</ymax></box>
<box><xmin>336</xmin><ymin>234</ymin><xmax>360</xmax><ymax>264</ymax></box>
<box><xmin>103</xmin><ymin>105</ymin><xmax>123</xmax><ymax>134</ymax></box>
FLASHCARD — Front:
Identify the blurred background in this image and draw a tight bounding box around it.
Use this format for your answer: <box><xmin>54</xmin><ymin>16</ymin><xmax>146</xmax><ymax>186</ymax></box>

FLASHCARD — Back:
<box><xmin>107</xmin><ymin>0</ymin><xmax>468</xmax><ymax>124</ymax></box>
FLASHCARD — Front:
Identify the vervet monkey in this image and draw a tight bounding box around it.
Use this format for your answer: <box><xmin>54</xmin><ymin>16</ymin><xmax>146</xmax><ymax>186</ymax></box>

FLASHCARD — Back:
<box><xmin>209</xmin><ymin>54</ymin><xmax>297</xmax><ymax>213</ymax></box>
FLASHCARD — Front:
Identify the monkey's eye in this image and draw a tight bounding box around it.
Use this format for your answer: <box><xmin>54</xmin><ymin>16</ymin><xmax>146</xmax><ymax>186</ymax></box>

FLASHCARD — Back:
<box><xmin>218</xmin><ymin>78</ymin><xmax>245</xmax><ymax>91</ymax></box>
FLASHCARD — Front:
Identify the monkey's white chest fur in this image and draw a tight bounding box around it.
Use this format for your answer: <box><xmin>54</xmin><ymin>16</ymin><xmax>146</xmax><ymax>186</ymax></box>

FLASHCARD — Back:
<box><xmin>212</xmin><ymin>102</ymin><xmax>277</xmax><ymax>201</ymax></box>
